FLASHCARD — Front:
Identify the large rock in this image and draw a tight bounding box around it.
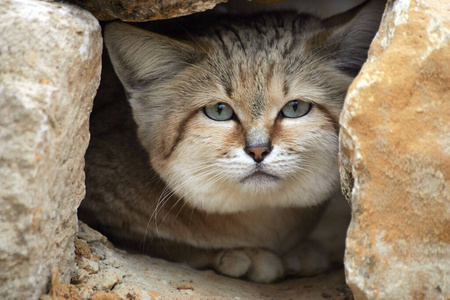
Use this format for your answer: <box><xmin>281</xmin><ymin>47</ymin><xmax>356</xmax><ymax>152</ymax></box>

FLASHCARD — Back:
<box><xmin>0</xmin><ymin>1</ymin><xmax>102</xmax><ymax>299</ymax></box>
<box><xmin>339</xmin><ymin>0</ymin><xmax>449</xmax><ymax>299</ymax></box>
<box><xmin>69</xmin><ymin>0</ymin><xmax>226</xmax><ymax>21</ymax></box>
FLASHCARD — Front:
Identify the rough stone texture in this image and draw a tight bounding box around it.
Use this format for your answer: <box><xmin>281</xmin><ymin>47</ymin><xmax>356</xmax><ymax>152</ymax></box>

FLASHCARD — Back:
<box><xmin>69</xmin><ymin>0</ymin><xmax>226</xmax><ymax>22</ymax></box>
<box><xmin>0</xmin><ymin>1</ymin><xmax>102</xmax><ymax>299</ymax></box>
<box><xmin>41</xmin><ymin>223</ymin><xmax>353</xmax><ymax>299</ymax></box>
<box><xmin>339</xmin><ymin>0</ymin><xmax>449</xmax><ymax>299</ymax></box>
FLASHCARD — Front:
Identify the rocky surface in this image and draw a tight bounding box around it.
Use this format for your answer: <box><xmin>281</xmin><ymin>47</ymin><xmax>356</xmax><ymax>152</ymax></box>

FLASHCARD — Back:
<box><xmin>69</xmin><ymin>0</ymin><xmax>226</xmax><ymax>21</ymax></box>
<box><xmin>0</xmin><ymin>1</ymin><xmax>102</xmax><ymax>299</ymax></box>
<box><xmin>339</xmin><ymin>0</ymin><xmax>449</xmax><ymax>299</ymax></box>
<box><xmin>41</xmin><ymin>223</ymin><xmax>353</xmax><ymax>300</ymax></box>
<box><xmin>3</xmin><ymin>0</ymin><xmax>448</xmax><ymax>298</ymax></box>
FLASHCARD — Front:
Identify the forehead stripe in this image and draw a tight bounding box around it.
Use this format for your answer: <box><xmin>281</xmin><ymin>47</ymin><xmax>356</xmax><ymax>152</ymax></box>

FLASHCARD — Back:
<box><xmin>223</xmin><ymin>25</ymin><xmax>247</xmax><ymax>55</ymax></box>
<box><xmin>214</xmin><ymin>29</ymin><xmax>231</xmax><ymax>59</ymax></box>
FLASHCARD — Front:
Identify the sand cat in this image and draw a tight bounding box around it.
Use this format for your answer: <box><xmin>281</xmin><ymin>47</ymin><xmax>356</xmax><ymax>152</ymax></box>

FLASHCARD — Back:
<box><xmin>79</xmin><ymin>0</ymin><xmax>383</xmax><ymax>283</ymax></box>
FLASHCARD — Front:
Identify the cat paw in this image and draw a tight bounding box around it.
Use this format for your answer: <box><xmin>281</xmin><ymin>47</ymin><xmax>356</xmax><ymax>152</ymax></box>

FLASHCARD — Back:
<box><xmin>213</xmin><ymin>249</ymin><xmax>252</xmax><ymax>278</ymax></box>
<box><xmin>213</xmin><ymin>248</ymin><xmax>284</xmax><ymax>283</ymax></box>
<box><xmin>244</xmin><ymin>248</ymin><xmax>284</xmax><ymax>283</ymax></box>
<box><xmin>282</xmin><ymin>241</ymin><xmax>330</xmax><ymax>277</ymax></box>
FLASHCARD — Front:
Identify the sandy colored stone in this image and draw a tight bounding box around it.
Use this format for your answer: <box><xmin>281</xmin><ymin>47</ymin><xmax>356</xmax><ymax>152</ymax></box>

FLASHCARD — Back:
<box><xmin>69</xmin><ymin>0</ymin><xmax>226</xmax><ymax>21</ymax></box>
<box><xmin>67</xmin><ymin>223</ymin><xmax>352</xmax><ymax>299</ymax></box>
<box><xmin>75</xmin><ymin>238</ymin><xmax>92</xmax><ymax>260</ymax></box>
<box><xmin>40</xmin><ymin>269</ymin><xmax>82</xmax><ymax>300</ymax></box>
<box><xmin>339</xmin><ymin>0</ymin><xmax>449</xmax><ymax>299</ymax></box>
<box><xmin>0</xmin><ymin>1</ymin><xmax>102</xmax><ymax>299</ymax></box>
<box><xmin>90</xmin><ymin>291</ymin><xmax>123</xmax><ymax>300</ymax></box>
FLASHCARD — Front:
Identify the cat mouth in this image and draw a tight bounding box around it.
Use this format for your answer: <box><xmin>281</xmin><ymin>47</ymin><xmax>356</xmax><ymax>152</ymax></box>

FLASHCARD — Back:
<box><xmin>240</xmin><ymin>171</ymin><xmax>279</xmax><ymax>185</ymax></box>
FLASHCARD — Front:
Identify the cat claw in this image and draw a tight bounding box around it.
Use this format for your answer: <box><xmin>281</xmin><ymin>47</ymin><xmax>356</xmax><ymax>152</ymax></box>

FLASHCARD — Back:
<box><xmin>213</xmin><ymin>248</ymin><xmax>284</xmax><ymax>283</ymax></box>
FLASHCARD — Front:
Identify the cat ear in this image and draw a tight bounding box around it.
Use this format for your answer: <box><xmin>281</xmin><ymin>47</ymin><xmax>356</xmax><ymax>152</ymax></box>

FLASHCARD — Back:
<box><xmin>319</xmin><ymin>0</ymin><xmax>385</xmax><ymax>76</ymax></box>
<box><xmin>104</xmin><ymin>22</ymin><xmax>203</xmax><ymax>94</ymax></box>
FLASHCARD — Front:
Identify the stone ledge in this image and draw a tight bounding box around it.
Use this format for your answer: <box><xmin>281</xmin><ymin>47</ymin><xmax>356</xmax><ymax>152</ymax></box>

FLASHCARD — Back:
<box><xmin>41</xmin><ymin>223</ymin><xmax>352</xmax><ymax>299</ymax></box>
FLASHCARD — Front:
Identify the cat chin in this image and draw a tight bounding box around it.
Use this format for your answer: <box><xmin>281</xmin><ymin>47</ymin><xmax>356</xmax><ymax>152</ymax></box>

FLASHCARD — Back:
<box><xmin>240</xmin><ymin>171</ymin><xmax>280</xmax><ymax>186</ymax></box>
<box><xmin>157</xmin><ymin>154</ymin><xmax>340</xmax><ymax>213</ymax></box>
<box><xmin>185</xmin><ymin>190</ymin><xmax>335</xmax><ymax>214</ymax></box>
<box><xmin>178</xmin><ymin>174</ymin><xmax>339</xmax><ymax>214</ymax></box>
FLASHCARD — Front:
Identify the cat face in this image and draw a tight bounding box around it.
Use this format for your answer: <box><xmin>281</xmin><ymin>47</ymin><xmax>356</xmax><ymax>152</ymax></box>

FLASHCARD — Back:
<box><xmin>104</xmin><ymin>2</ymin><xmax>383</xmax><ymax>213</ymax></box>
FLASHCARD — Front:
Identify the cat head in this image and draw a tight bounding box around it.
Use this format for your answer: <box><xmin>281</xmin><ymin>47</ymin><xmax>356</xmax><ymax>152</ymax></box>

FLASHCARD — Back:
<box><xmin>104</xmin><ymin>0</ymin><xmax>383</xmax><ymax>213</ymax></box>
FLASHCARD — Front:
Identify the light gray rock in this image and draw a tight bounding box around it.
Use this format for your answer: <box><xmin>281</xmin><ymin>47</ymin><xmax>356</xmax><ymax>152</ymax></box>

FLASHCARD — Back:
<box><xmin>0</xmin><ymin>1</ymin><xmax>102</xmax><ymax>299</ymax></box>
<box><xmin>340</xmin><ymin>0</ymin><xmax>449</xmax><ymax>299</ymax></box>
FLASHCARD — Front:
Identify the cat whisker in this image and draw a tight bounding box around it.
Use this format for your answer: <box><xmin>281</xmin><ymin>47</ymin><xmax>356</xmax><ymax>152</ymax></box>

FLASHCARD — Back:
<box><xmin>155</xmin><ymin>165</ymin><xmax>219</xmax><ymax>217</ymax></box>
<box><xmin>148</xmin><ymin>186</ymin><xmax>174</xmax><ymax>239</ymax></box>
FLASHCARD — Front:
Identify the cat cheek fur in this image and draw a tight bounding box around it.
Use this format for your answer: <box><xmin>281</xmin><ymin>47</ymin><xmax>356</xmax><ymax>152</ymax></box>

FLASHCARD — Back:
<box><xmin>147</xmin><ymin>109</ymin><xmax>339</xmax><ymax>213</ymax></box>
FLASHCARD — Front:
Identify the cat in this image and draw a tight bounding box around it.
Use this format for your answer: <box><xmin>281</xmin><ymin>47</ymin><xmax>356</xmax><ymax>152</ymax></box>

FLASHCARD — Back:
<box><xmin>79</xmin><ymin>0</ymin><xmax>384</xmax><ymax>283</ymax></box>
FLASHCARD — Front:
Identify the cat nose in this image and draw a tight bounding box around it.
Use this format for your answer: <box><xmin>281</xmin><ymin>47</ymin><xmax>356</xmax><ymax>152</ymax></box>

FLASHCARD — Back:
<box><xmin>245</xmin><ymin>145</ymin><xmax>272</xmax><ymax>163</ymax></box>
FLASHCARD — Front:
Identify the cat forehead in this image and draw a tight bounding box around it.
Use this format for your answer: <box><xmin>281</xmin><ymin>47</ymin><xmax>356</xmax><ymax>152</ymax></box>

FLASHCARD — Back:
<box><xmin>192</xmin><ymin>63</ymin><xmax>297</xmax><ymax>121</ymax></box>
<box><xmin>194</xmin><ymin>13</ymin><xmax>326</xmax><ymax>95</ymax></box>
<box><xmin>197</xmin><ymin>42</ymin><xmax>312</xmax><ymax>118</ymax></box>
<box><xmin>217</xmin><ymin>60</ymin><xmax>284</xmax><ymax>119</ymax></box>
<box><xmin>157</xmin><ymin>12</ymin><xmax>348</xmax><ymax>117</ymax></box>
<box><xmin>202</xmin><ymin>13</ymin><xmax>321</xmax><ymax>59</ymax></box>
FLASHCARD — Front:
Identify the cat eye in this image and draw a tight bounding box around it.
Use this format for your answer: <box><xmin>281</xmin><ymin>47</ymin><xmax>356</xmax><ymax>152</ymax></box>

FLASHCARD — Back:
<box><xmin>203</xmin><ymin>102</ymin><xmax>234</xmax><ymax>121</ymax></box>
<box><xmin>280</xmin><ymin>100</ymin><xmax>312</xmax><ymax>118</ymax></box>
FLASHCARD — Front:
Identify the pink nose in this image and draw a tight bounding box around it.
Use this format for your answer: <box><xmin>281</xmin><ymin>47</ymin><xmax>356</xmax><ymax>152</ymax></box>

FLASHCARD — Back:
<box><xmin>246</xmin><ymin>146</ymin><xmax>271</xmax><ymax>163</ymax></box>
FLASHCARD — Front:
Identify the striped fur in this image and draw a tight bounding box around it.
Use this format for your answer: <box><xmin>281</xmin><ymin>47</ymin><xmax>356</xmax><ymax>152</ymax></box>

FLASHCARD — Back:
<box><xmin>83</xmin><ymin>0</ymin><xmax>383</xmax><ymax>283</ymax></box>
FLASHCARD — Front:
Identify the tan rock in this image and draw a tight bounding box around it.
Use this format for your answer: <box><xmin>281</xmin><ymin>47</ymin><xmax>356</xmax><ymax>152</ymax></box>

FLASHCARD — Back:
<box><xmin>69</xmin><ymin>0</ymin><xmax>226</xmax><ymax>21</ymax></box>
<box><xmin>0</xmin><ymin>0</ymin><xmax>102</xmax><ymax>299</ymax></box>
<box><xmin>339</xmin><ymin>0</ymin><xmax>449</xmax><ymax>299</ymax></box>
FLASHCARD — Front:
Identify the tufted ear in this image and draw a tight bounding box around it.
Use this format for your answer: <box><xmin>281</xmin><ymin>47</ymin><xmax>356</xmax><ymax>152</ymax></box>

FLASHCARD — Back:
<box><xmin>104</xmin><ymin>22</ymin><xmax>204</xmax><ymax>95</ymax></box>
<box><xmin>318</xmin><ymin>0</ymin><xmax>385</xmax><ymax>77</ymax></box>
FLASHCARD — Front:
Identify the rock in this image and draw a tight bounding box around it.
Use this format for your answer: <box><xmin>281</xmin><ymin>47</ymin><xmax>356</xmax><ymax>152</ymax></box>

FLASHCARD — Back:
<box><xmin>69</xmin><ymin>0</ymin><xmax>226</xmax><ymax>21</ymax></box>
<box><xmin>339</xmin><ymin>0</ymin><xmax>449</xmax><ymax>299</ymax></box>
<box><xmin>52</xmin><ymin>223</ymin><xmax>352</xmax><ymax>299</ymax></box>
<box><xmin>0</xmin><ymin>1</ymin><xmax>102</xmax><ymax>299</ymax></box>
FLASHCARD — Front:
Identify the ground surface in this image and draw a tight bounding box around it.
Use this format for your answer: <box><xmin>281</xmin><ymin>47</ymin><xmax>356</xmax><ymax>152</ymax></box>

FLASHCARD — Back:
<box><xmin>42</xmin><ymin>223</ymin><xmax>352</xmax><ymax>300</ymax></box>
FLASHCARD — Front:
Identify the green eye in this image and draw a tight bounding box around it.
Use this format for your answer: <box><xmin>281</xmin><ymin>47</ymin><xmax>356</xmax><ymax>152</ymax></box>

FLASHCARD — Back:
<box><xmin>280</xmin><ymin>100</ymin><xmax>312</xmax><ymax>118</ymax></box>
<box><xmin>203</xmin><ymin>103</ymin><xmax>234</xmax><ymax>121</ymax></box>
